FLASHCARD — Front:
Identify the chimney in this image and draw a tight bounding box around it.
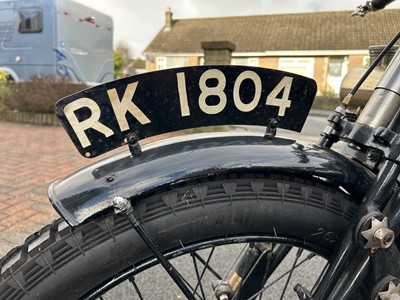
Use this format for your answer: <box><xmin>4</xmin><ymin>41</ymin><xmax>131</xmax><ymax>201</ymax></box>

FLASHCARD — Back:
<box><xmin>164</xmin><ymin>7</ymin><xmax>173</xmax><ymax>31</ymax></box>
<box><xmin>201</xmin><ymin>41</ymin><xmax>236</xmax><ymax>65</ymax></box>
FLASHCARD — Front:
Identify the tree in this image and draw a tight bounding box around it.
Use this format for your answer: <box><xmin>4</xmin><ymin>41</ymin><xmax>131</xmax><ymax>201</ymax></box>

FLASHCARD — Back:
<box><xmin>114</xmin><ymin>51</ymin><xmax>122</xmax><ymax>79</ymax></box>
<box><xmin>114</xmin><ymin>41</ymin><xmax>134</xmax><ymax>79</ymax></box>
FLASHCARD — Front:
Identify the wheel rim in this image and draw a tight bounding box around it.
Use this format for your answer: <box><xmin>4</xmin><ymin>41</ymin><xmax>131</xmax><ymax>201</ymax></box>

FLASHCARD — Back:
<box><xmin>82</xmin><ymin>235</ymin><xmax>330</xmax><ymax>300</ymax></box>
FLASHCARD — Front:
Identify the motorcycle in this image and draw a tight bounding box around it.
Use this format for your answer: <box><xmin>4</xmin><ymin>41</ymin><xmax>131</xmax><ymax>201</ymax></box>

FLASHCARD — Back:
<box><xmin>0</xmin><ymin>0</ymin><xmax>399</xmax><ymax>299</ymax></box>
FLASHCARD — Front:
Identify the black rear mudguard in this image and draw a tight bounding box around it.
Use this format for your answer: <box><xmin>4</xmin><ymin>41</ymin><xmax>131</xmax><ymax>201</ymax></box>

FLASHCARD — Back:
<box><xmin>48</xmin><ymin>132</ymin><xmax>374</xmax><ymax>226</ymax></box>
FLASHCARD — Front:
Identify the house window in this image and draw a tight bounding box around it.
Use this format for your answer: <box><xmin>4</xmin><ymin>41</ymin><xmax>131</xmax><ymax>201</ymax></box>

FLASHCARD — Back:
<box><xmin>156</xmin><ymin>56</ymin><xmax>187</xmax><ymax>70</ymax></box>
<box><xmin>199</xmin><ymin>57</ymin><xmax>205</xmax><ymax>65</ymax></box>
<box><xmin>231</xmin><ymin>57</ymin><xmax>259</xmax><ymax>67</ymax></box>
<box><xmin>278</xmin><ymin>57</ymin><xmax>315</xmax><ymax>78</ymax></box>
<box><xmin>19</xmin><ymin>8</ymin><xmax>43</xmax><ymax>33</ymax></box>
<box><xmin>326</xmin><ymin>57</ymin><xmax>348</xmax><ymax>96</ymax></box>
<box><xmin>248</xmin><ymin>58</ymin><xmax>259</xmax><ymax>67</ymax></box>
<box><xmin>231</xmin><ymin>58</ymin><xmax>247</xmax><ymax>66</ymax></box>
<box><xmin>156</xmin><ymin>57</ymin><xmax>166</xmax><ymax>70</ymax></box>
<box><xmin>328</xmin><ymin>57</ymin><xmax>344</xmax><ymax>77</ymax></box>
<box><xmin>362</xmin><ymin>56</ymin><xmax>370</xmax><ymax>66</ymax></box>
<box><xmin>165</xmin><ymin>57</ymin><xmax>187</xmax><ymax>69</ymax></box>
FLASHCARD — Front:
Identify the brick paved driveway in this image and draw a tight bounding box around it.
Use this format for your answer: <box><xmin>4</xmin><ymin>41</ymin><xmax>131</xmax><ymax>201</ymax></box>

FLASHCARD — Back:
<box><xmin>0</xmin><ymin>121</ymin><xmax>107</xmax><ymax>256</ymax></box>
<box><xmin>0</xmin><ymin>121</ymin><xmax>181</xmax><ymax>258</ymax></box>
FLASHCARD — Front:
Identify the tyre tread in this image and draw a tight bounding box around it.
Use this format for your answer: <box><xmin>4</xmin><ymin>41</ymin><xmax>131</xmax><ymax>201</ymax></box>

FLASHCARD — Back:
<box><xmin>0</xmin><ymin>172</ymin><xmax>359</xmax><ymax>299</ymax></box>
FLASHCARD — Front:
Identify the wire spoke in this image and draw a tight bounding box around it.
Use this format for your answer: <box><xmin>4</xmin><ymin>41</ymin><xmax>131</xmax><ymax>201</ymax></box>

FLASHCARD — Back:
<box><xmin>233</xmin><ymin>244</ymin><xmax>260</xmax><ymax>300</ymax></box>
<box><xmin>192</xmin><ymin>247</ymin><xmax>217</xmax><ymax>298</ymax></box>
<box><xmin>258</xmin><ymin>249</ymin><xmax>273</xmax><ymax>300</ymax></box>
<box><xmin>207</xmin><ymin>244</ymin><xmax>249</xmax><ymax>300</ymax></box>
<box><xmin>279</xmin><ymin>248</ymin><xmax>303</xmax><ymax>300</ymax></box>
<box><xmin>192</xmin><ymin>252</ymin><xmax>207</xmax><ymax>300</ymax></box>
<box><xmin>176</xmin><ymin>270</ymin><xmax>204</xmax><ymax>299</ymax></box>
<box><xmin>128</xmin><ymin>277</ymin><xmax>144</xmax><ymax>300</ymax></box>
<box><xmin>311</xmin><ymin>261</ymin><xmax>329</xmax><ymax>294</ymax></box>
<box><xmin>193</xmin><ymin>250</ymin><xmax>223</xmax><ymax>280</ymax></box>
<box><xmin>245</xmin><ymin>252</ymin><xmax>316</xmax><ymax>300</ymax></box>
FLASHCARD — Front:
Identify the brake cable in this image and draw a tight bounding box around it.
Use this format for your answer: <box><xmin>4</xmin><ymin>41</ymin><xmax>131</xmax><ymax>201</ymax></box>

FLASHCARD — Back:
<box><xmin>342</xmin><ymin>31</ymin><xmax>400</xmax><ymax>107</ymax></box>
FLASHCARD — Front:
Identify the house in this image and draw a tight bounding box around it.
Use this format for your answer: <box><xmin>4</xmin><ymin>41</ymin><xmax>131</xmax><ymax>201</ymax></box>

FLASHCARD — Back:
<box><xmin>122</xmin><ymin>58</ymin><xmax>147</xmax><ymax>77</ymax></box>
<box><xmin>143</xmin><ymin>8</ymin><xmax>400</xmax><ymax>96</ymax></box>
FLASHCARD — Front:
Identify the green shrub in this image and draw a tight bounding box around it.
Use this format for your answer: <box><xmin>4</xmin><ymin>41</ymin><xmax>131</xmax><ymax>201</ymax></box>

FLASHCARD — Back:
<box><xmin>0</xmin><ymin>83</ymin><xmax>15</xmax><ymax>112</ymax></box>
<box><xmin>3</xmin><ymin>75</ymin><xmax>87</xmax><ymax>113</ymax></box>
<box><xmin>0</xmin><ymin>68</ymin><xmax>9</xmax><ymax>81</ymax></box>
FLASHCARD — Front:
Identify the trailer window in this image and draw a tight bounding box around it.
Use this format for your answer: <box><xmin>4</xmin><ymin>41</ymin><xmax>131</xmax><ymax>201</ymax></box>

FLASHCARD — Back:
<box><xmin>19</xmin><ymin>8</ymin><xmax>43</xmax><ymax>33</ymax></box>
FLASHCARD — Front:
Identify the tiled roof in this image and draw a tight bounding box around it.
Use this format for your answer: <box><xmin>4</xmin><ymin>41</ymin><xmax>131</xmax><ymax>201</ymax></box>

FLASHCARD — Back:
<box><xmin>144</xmin><ymin>10</ymin><xmax>400</xmax><ymax>54</ymax></box>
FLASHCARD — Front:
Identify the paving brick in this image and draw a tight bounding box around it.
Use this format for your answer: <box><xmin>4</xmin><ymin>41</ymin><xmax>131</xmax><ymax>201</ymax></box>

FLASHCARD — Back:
<box><xmin>0</xmin><ymin>212</ymin><xmax>7</xmax><ymax>221</ymax></box>
<box><xmin>0</xmin><ymin>121</ymin><xmax>91</xmax><ymax>257</ymax></box>
<box><xmin>0</xmin><ymin>209</ymin><xmax>37</xmax><ymax>228</ymax></box>
<box><xmin>3</xmin><ymin>202</ymin><xmax>32</xmax><ymax>215</ymax></box>
<box><xmin>8</xmin><ymin>187</ymin><xmax>37</xmax><ymax>197</ymax></box>
<box><xmin>27</xmin><ymin>213</ymin><xmax>57</xmax><ymax>226</ymax></box>
<box><xmin>0</xmin><ymin>200</ymin><xmax>10</xmax><ymax>210</ymax></box>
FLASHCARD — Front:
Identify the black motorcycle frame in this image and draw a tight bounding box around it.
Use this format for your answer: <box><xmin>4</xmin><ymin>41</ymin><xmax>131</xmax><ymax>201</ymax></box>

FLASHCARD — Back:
<box><xmin>313</xmin><ymin>32</ymin><xmax>400</xmax><ymax>299</ymax></box>
<box><xmin>48</xmin><ymin>13</ymin><xmax>400</xmax><ymax>300</ymax></box>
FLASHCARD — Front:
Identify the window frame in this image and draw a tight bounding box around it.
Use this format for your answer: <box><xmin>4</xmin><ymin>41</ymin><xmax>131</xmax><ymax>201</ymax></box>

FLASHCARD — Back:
<box><xmin>278</xmin><ymin>57</ymin><xmax>315</xmax><ymax>78</ymax></box>
<box><xmin>18</xmin><ymin>7</ymin><xmax>43</xmax><ymax>34</ymax></box>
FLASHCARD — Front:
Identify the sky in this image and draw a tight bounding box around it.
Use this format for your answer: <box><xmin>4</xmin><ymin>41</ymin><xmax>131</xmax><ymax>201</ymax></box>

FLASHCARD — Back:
<box><xmin>73</xmin><ymin>0</ymin><xmax>400</xmax><ymax>58</ymax></box>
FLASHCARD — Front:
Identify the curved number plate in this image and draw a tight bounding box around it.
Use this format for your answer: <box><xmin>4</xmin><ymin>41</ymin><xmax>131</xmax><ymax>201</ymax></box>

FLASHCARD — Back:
<box><xmin>55</xmin><ymin>66</ymin><xmax>317</xmax><ymax>157</ymax></box>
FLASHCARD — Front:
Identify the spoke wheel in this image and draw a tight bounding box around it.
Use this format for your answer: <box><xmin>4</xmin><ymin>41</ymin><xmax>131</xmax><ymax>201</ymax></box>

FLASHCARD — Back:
<box><xmin>85</xmin><ymin>236</ymin><xmax>329</xmax><ymax>300</ymax></box>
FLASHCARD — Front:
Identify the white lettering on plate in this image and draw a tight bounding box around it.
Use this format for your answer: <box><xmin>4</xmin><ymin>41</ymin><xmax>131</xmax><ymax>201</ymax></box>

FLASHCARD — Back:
<box><xmin>177</xmin><ymin>69</ymin><xmax>293</xmax><ymax>117</ymax></box>
<box><xmin>233</xmin><ymin>70</ymin><xmax>262</xmax><ymax>112</ymax></box>
<box><xmin>108</xmin><ymin>82</ymin><xmax>151</xmax><ymax>131</ymax></box>
<box><xmin>63</xmin><ymin>98</ymin><xmax>114</xmax><ymax>148</ymax></box>
<box><xmin>177</xmin><ymin>72</ymin><xmax>190</xmax><ymax>117</ymax></box>
<box><xmin>266</xmin><ymin>76</ymin><xmax>293</xmax><ymax>116</ymax></box>
<box><xmin>198</xmin><ymin>69</ymin><xmax>227</xmax><ymax>115</ymax></box>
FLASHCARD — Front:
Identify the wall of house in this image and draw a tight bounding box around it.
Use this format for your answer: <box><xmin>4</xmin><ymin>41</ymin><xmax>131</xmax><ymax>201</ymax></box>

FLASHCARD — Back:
<box><xmin>258</xmin><ymin>57</ymin><xmax>279</xmax><ymax>69</ymax></box>
<box><xmin>258</xmin><ymin>56</ymin><xmax>328</xmax><ymax>95</ymax></box>
<box><xmin>146</xmin><ymin>56</ymin><xmax>200</xmax><ymax>71</ymax></box>
<box><xmin>187</xmin><ymin>56</ymin><xmax>200</xmax><ymax>66</ymax></box>
<box><xmin>348</xmin><ymin>55</ymin><xmax>366</xmax><ymax>70</ymax></box>
<box><xmin>146</xmin><ymin>60</ymin><xmax>156</xmax><ymax>71</ymax></box>
<box><xmin>313</xmin><ymin>57</ymin><xmax>328</xmax><ymax>93</ymax></box>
